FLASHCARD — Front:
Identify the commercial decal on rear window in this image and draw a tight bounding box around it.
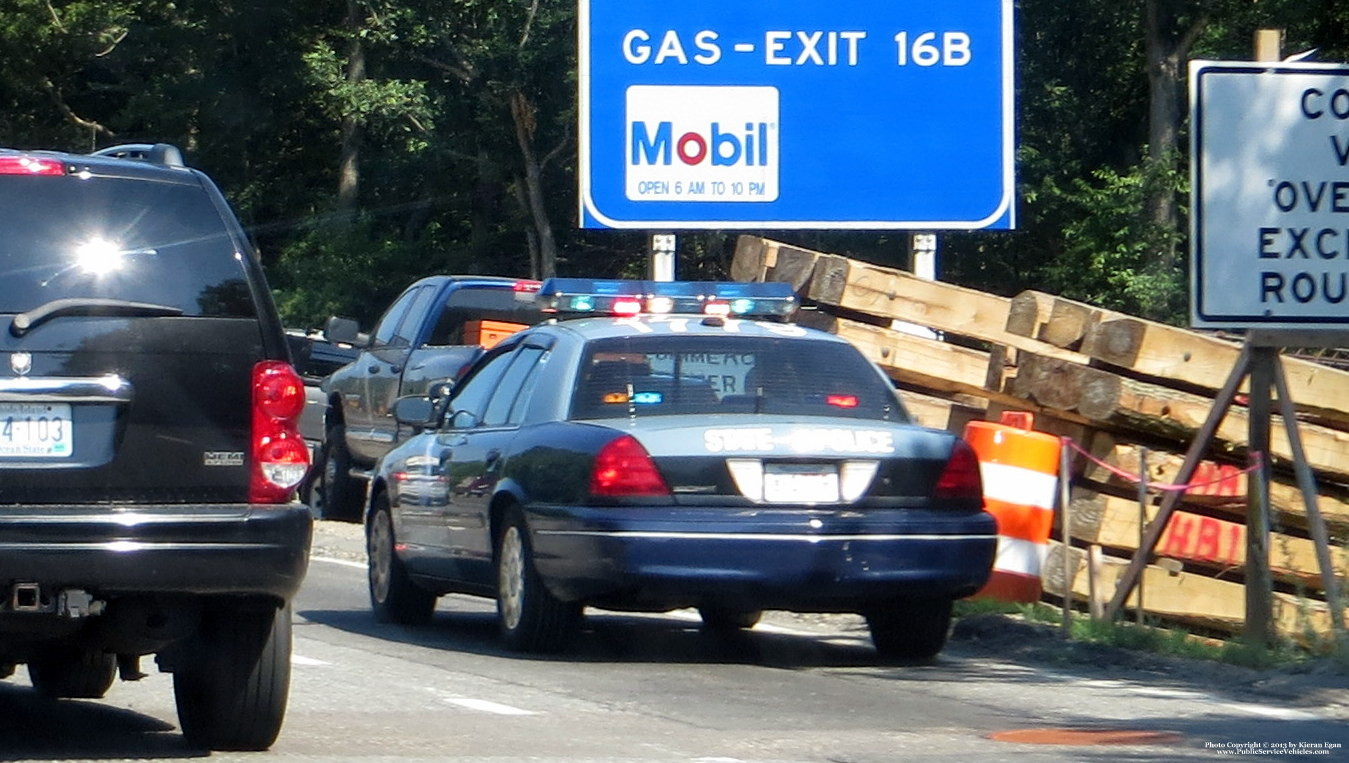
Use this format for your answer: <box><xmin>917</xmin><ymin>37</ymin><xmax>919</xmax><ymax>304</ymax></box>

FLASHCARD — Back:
<box><xmin>703</xmin><ymin>427</ymin><xmax>894</xmax><ymax>454</ymax></box>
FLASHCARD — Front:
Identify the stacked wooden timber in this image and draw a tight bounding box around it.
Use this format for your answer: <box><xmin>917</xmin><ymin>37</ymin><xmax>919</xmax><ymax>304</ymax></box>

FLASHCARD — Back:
<box><xmin>732</xmin><ymin>235</ymin><xmax>1349</xmax><ymax>643</ymax></box>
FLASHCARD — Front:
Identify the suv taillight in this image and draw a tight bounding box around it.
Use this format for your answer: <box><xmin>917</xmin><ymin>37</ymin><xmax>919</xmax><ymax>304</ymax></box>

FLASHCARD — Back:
<box><xmin>934</xmin><ymin>439</ymin><xmax>983</xmax><ymax>502</ymax></box>
<box><xmin>590</xmin><ymin>435</ymin><xmax>670</xmax><ymax>497</ymax></box>
<box><xmin>250</xmin><ymin>360</ymin><xmax>310</xmax><ymax>503</ymax></box>
<box><xmin>0</xmin><ymin>155</ymin><xmax>64</xmax><ymax>175</ymax></box>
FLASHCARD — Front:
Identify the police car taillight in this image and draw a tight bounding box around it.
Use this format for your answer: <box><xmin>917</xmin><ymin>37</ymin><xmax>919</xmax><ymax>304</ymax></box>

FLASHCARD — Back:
<box><xmin>250</xmin><ymin>360</ymin><xmax>310</xmax><ymax>503</ymax></box>
<box><xmin>934</xmin><ymin>440</ymin><xmax>983</xmax><ymax>502</ymax></box>
<box><xmin>591</xmin><ymin>435</ymin><xmax>669</xmax><ymax>497</ymax></box>
<box><xmin>0</xmin><ymin>155</ymin><xmax>64</xmax><ymax>176</ymax></box>
<box><xmin>537</xmin><ymin>278</ymin><xmax>797</xmax><ymax>320</ymax></box>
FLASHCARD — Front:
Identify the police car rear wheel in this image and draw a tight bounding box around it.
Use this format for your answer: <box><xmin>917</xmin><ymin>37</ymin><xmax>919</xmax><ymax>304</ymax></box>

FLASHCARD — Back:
<box><xmin>865</xmin><ymin>597</ymin><xmax>953</xmax><ymax>662</ymax></box>
<box><xmin>495</xmin><ymin>507</ymin><xmax>580</xmax><ymax>653</ymax></box>
<box><xmin>697</xmin><ymin>606</ymin><xmax>763</xmax><ymax>631</ymax></box>
<box><xmin>367</xmin><ymin>496</ymin><xmax>435</xmax><ymax>625</ymax></box>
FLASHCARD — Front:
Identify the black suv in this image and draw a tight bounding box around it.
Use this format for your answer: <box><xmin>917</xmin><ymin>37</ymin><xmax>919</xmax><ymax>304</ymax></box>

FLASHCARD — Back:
<box><xmin>0</xmin><ymin>144</ymin><xmax>311</xmax><ymax>750</ymax></box>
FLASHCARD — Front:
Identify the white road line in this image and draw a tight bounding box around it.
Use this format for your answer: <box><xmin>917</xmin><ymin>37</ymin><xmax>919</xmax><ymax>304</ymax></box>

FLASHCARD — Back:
<box><xmin>292</xmin><ymin>655</ymin><xmax>329</xmax><ymax>666</ymax></box>
<box><xmin>440</xmin><ymin>697</ymin><xmax>538</xmax><ymax>716</ymax></box>
<box><xmin>311</xmin><ymin>554</ymin><xmax>365</xmax><ymax>570</ymax></box>
<box><xmin>1217</xmin><ymin>702</ymin><xmax>1322</xmax><ymax>721</ymax></box>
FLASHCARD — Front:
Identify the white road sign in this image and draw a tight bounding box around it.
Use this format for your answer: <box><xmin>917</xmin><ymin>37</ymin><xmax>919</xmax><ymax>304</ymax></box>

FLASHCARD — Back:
<box><xmin>1191</xmin><ymin>60</ymin><xmax>1349</xmax><ymax>329</ymax></box>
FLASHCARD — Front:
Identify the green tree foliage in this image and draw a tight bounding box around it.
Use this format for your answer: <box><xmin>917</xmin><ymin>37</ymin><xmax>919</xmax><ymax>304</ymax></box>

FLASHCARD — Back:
<box><xmin>5</xmin><ymin>1</ymin><xmax>1349</xmax><ymax>329</ymax></box>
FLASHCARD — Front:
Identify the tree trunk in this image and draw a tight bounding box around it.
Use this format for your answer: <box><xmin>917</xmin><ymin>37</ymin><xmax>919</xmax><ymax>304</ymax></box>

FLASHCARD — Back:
<box><xmin>1142</xmin><ymin>1</ymin><xmax>1211</xmax><ymax>271</ymax></box>
<box><xmin>510</xmin><ymin>91</ymin><xmax>558</xmax><ymax>279</ymax></box>
<box><xmin>337</xmin><ymin>0</ymin><xmax>365</xmax><ymax>217</ymax></box>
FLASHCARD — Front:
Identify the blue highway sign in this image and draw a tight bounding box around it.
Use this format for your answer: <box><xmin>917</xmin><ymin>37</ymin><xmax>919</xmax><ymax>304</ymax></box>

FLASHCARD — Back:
<box><xmin>578</xmin><ymin>0</ymin><xmax>1015</xmax><ymax>230</ymax></box>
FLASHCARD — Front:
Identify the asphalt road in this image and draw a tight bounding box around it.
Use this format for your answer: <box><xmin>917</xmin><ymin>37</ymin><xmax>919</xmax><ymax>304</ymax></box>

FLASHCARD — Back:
<box><xmin>1</xmin><ymin>520</ymin><xmax>1345</xmax><ymax>762</ymax></box>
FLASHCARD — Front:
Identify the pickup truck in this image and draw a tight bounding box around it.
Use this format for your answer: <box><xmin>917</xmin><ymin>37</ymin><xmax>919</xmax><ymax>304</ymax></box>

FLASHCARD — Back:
<box><xmin>310</xmin><ymin>275</ymin><xmax>543</xmax><ymax>520</ymax></box>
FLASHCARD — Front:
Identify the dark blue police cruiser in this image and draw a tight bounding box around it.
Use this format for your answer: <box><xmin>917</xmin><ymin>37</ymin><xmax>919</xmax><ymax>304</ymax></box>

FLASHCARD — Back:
<box><xmin>365</xmin><ymin>279</ymin><xmax>996</xmax><ymax>660</ymax></box>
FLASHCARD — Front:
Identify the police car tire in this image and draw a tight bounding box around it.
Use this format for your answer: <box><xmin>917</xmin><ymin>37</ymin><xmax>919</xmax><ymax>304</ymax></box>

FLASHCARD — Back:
<box><xmin>865</xmin><ymin>597</ymin><xmax>953</xmax><ymax>662</ymax></box>
<box><xmin>27</xmin><ymin>647</ymin><xmax>116</xmax><ymax>699</ymax></box>
<box><xmin>367</xmin><ymin>496</ymin><xmax>436</xmax><ymax>625</ymax></box>
<box><xmin>698</xmin><ymin>606</ymin><xmax>763</xmax><ymax>631</ymax></box>
<box><xmin>495</xmin><ymin>507</ymin><xmax>581</xmax><ymax>653</ymax></box>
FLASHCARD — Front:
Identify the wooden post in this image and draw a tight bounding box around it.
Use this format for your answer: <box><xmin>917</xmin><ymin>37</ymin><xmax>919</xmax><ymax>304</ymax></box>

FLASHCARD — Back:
<box><xmin>1246</xmin><ymin>346</ymin><xmax>1276</xmax><ymax>648</ymax></box>
<box><xmin>1088</xmin><ymin>546</ymin><xmax>1105</xmax><ymax>620</ymax></box>
<box><xmin>1136</xmin><ymin>448</ymin><xmax>1149</xmax><ymax>625</ymax></box>
<box><xmin>1273</xmin><ymin>360</ymin><xmax>1348</xmax><ymax>637</ymax></box>
<box><xmin>1254</xmin><ymin>29</ymin><xmax>1283</xmax><ymax>63</ymax></box>
<box><xmin>1060</xmin><ymin>442</ymin><xmax>1073</xmax><ymax>635</ymax></box>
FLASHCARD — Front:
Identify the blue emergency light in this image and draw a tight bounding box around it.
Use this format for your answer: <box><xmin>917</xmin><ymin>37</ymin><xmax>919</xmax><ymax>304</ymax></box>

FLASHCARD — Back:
<box><xmin>537</xmin><ymin>278</ymin><xmax>797</xmax><ymax>320</ymax></box>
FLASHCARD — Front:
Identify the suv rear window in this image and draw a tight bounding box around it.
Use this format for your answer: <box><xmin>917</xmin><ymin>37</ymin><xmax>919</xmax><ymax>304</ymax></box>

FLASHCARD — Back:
<box><xmin>0</xmin><ymin>175</ymin><xmax>255</xmax><ymax>317</ymax></box>
<box><xmin>571</xmin><ymin>335</ymin><xmax>908</xmax><ymax>421</ymax></box>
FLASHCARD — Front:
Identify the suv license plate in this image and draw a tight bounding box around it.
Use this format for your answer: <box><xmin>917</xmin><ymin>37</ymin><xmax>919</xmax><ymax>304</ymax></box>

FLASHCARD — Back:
<box><xmin>763</xmin><ymin>463</ymin><xmax>839</xmax><ymax>503</ymax></box>
<box><xmin>0</xmin><ymin>403</ymin><xmax>73</xmax><ymax>458</ymax></box>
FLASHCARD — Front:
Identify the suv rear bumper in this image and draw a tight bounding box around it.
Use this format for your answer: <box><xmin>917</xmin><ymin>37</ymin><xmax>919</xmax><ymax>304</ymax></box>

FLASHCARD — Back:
<box><xmin>0</xmin><ymin>504</ymin><xmax>312</xmax><ymax>601</ymax></box>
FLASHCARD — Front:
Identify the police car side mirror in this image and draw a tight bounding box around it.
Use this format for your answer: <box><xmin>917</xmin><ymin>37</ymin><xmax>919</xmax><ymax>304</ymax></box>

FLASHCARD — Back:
<box><xmin>449</xmin><ymin>409</ymin><xmax>479</xmax><ymax>429</ymax></box>
<box><xmin>393</xmin><ymin>396</ymin><xmax>436</xmax><ymax>430</ymax></box>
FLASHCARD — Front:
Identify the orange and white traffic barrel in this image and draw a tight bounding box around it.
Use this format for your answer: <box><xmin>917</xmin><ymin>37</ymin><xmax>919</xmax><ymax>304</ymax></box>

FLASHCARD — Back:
<box><xmin>963</xmin><ymin>412</ymin><xmax>1061</xmax><ymax>603</ymax></box>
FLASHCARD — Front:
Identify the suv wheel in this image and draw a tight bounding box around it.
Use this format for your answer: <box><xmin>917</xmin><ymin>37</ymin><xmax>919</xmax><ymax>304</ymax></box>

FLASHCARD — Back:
<box><xmin>173</xmin><ymin>603</ymin><xmax>292</xmax><ymax>751</ymax></box>
<box><xmin>27</xmin><ymin>648</ymin><xmax>117</xmax><ymax>699</ymax></box>
<box><xmin>313</xmin><ymin>423</ymin><xmax>363</xmax><ymax>521</ymax></box>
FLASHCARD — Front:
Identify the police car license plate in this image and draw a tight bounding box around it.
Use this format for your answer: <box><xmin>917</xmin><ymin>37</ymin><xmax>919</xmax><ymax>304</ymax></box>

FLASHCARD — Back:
<box><xmin>763</xmin><ymin>463</ymin><xmax>839</xmax><ymax>503</ymax></box>
<box><xmin>0</xmin><ymin>403</ymin><xmax>73</xmax><ymax>458</ymax></box>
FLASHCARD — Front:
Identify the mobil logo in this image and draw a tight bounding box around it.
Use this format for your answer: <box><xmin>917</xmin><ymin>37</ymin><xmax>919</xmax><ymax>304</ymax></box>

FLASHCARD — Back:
<box><xmin>624</xmin><ymin>85</ymin><xmax>779</xmax><ymax>204</ymax></box>
<box><xmin>631</xmin><ymin>120</ymin><xmax>772</xmax><ymax>167</ymax></box>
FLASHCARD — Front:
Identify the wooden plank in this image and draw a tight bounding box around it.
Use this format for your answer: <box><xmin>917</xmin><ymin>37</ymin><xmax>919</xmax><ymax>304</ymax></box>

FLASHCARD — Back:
<box><xmin>1080</xmin><ymin>314</ymin><xmax>1349</xmax><ymax>430</ymax></box>
<box><xmin>899</xmin><ymin>390</ymin><xmax>987</xmax><ymax>433</ymax></box>
<box><xmin>1067</xmin><ymin>490</ymin><xmax>1348</xmax><ymax>591</ymax></box>
<box><xmin>797</xmin><ymin>314</ymin><xmax>995</xmax><ymax>398</ymax></box>
<box><xmin>1042</xmin><ymin>542</ymin><xmax>1336</xmax><ymax>640</ymax></box>
<box><xmin>1080</xmin><ymin>442</ymin><xmax>1349</xmax><ymax>532</ymax></box>
<box><xmin>1012</xmin><ymin>352</ymin><xmax>1349</xmax><ymax>483</ymax></box>
<box><xmin>732</xmin><ymin>238</ymin><xmax>1096</xmax><ymax>369</ymax></box>
<box><xmin>806</xmin><ymin>253</ymin><xmax>1016</xmax><ymax>344</ymax></box>
<box><xmin>729</xmin><ymin>235</ymin><xmax>773</xmax><ymax>283</ymax></box>
<box><xmin>1039</xmin><ymin>297</ymin><xmax>1100</xmax><ymax>350</ymax></box>
<box><xmin>1005</xmin><ymin>290</ymin><xmax>1055</xmax><ymax>339</ymax></box>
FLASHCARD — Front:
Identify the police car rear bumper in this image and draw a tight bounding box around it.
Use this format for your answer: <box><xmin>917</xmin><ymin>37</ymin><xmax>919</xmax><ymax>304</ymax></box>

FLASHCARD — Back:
<box><xmin>529</xmin><ymin>505</ymin><xmax>997</xmax><ymax>608</ymax></box>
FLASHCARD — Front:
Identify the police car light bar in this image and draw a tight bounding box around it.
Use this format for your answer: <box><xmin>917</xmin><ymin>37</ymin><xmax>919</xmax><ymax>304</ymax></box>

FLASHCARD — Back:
<box><xmin>537</xmin><ymin>278</ymin><xmax>797</xmax><ymax>320</ymax></box>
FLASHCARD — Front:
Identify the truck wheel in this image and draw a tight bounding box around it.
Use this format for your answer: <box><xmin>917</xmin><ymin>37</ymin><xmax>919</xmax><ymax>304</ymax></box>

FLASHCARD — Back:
<box><xmin>495</xmin><ymin>506</ymin><xmax>582</xmax><ymax>653</ymax></box>
<box><xmin>865</xmin><ymin>597</ymin><xmax>953</xmax><ymax>662</ymax></box>
<box><xmin>27</xmin><ymin>648</ymin><xmax>116</xmax><ymax>699</ymax></box>
<box><xmin>173</xmin><ymin>602</ymin><xmax>292</xmax><ymax>751</ymax></box>
<box><xmin>368</xmin><ymin>494</ymin><xmax>436</xmax><ymax>625</ymax></box>
<box><xmin>313</xmin><ymin>423</ymin><xmax>363</xmax><ymax>522</ymax></box>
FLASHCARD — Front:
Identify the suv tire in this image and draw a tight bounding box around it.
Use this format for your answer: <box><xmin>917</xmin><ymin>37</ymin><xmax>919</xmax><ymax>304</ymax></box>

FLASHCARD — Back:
<box><xmin>173</xmin><ymin>603</ymin><xmax>292</xmax><ymax>751</ymax></box>
<box><xmin>27</xmin><ymin>647</ymin><xmax>117</xmax><ymax>699</ymax></box>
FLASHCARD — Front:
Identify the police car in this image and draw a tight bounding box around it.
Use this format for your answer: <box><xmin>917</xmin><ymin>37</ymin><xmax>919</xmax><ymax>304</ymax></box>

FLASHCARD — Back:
<box><xmin>365</xmin><ymin>278</ymin><xmax>996</xmax><ymax>660</ymax></box>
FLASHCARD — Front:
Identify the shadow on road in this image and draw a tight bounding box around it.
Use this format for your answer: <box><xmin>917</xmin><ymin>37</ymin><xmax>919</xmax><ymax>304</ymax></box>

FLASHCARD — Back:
<box><xmin>0</xmin><ymin>682</ymin><xmax>199</xmax><ymax>761</ymax></box>
<box><xmin>297</xmin><ymin>601</ymin><xmax>905</xmax><ymax>670</ymax></box>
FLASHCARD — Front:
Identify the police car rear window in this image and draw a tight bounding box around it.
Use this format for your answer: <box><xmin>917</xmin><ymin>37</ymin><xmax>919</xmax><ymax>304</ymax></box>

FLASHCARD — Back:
<box><xmin>0</xmin><ymin>175</ymin><xmax>254</xmax><ymax>317</ymax></box>
<box><xmin>571</xmin><ymin>335</ymin><xmax>907</xmax><ymax>421</ymax></box>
